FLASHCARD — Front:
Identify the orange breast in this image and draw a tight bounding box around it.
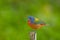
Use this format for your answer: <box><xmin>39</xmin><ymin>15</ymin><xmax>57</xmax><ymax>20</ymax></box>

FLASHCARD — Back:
<box><xmin>28</xmin><ymin>20</ymin><xmax>44</xmax><ymax>29</ymax></box>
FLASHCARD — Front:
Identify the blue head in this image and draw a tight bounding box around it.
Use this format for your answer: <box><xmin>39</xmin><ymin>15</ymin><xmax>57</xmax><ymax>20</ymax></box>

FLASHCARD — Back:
<box><xmin>28</xmin><ymin>16</ymin><xmax>35</xmax><ymax>23</ymax></box>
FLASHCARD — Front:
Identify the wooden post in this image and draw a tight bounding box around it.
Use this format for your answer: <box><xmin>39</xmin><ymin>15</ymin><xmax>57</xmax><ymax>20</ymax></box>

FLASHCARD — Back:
<box><xmin>30</xmin><ymin>31</ymin><xmax>37</xmax><ymax>40</ymax></box>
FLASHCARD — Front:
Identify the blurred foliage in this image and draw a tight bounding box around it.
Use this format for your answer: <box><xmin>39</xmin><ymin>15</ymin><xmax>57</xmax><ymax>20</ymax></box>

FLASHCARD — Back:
<box><xmin>0</xmin><ymin>0</ymin><xmax>60</xmax><ymax>40</ymax></box>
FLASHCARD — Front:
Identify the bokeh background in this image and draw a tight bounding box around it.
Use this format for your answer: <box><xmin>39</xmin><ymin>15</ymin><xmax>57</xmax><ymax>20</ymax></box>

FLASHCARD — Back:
<box><xmin>0</xmin><ymin>0</ymin><xmax>60</xmax><ymax>40</ymax></box>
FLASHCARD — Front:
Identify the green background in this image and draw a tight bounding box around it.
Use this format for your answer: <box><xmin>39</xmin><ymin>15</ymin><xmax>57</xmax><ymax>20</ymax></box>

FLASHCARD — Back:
<box><xmin>0</xmin><ymin>0</ymin><xmax>60</xmax><ymax>40</ymax></box>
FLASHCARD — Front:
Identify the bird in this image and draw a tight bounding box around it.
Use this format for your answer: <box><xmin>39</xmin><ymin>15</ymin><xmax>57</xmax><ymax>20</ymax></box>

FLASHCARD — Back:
<box><xmin>28</xmin><ymin>16</ymin><xmax>46</xmax><ymax>30</ymax></box>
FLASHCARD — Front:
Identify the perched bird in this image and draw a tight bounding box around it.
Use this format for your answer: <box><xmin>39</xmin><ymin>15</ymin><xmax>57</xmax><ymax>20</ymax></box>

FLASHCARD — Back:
<box><xmin>28</xmin><ymin>16</ymin><xmax>46</xmax><ymax>29</ymax></box>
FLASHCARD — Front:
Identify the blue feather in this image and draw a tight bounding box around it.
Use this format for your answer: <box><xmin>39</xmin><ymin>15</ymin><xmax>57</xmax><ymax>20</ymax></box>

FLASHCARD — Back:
<box><xmin>28</xmin><ymin>16</ymin><xmax>35</xmax><ymax>23</ymax></box>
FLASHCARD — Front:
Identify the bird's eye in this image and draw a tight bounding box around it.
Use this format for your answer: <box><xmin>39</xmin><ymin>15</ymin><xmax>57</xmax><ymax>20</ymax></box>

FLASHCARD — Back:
<box><xmin>29</xmin><ymin>17</ymin><xmax>31</xmax><ymax>19</ymax></box>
